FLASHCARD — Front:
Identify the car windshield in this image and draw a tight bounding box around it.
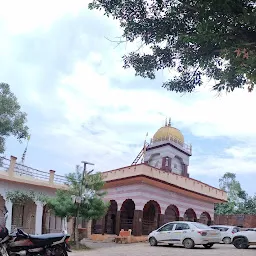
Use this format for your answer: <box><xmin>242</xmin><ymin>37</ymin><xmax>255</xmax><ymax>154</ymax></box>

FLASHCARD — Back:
<box><xmin>192</xmin><ymin>223</ymin><xmax>211</xmax><ymax>229</ymax></box>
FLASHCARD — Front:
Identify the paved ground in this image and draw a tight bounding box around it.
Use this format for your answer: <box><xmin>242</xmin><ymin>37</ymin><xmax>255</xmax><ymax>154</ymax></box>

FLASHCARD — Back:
<box><xmin>71</xmin><ymin>243</ymin><xmax>256</xmax><ymax>256</ymax></box>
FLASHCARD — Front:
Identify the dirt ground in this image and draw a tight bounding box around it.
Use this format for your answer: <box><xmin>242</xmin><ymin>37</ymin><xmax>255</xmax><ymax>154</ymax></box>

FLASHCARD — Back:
<box><xmin>70</xmin><ymin>242</ymin><xmax>256</xmax><ymax>256</ymax></box>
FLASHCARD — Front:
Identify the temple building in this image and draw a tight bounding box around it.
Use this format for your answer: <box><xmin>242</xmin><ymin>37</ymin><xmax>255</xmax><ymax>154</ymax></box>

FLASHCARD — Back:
<box><xmin>0</xmin><ymin>119</ymin><xmax>227</xmax><ymax>237</ymax></box>
<box><xmin>92</xmin><ymin>119</ymin><xmax>227</xmax><ymax>236</ymax></box>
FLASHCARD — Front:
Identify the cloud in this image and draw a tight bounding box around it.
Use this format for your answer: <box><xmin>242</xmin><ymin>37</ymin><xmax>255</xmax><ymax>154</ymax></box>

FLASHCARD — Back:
<box><xmin>0</xmin><ymin>1</ymin><xmax>256</xmax><ymax>196</ymax></box>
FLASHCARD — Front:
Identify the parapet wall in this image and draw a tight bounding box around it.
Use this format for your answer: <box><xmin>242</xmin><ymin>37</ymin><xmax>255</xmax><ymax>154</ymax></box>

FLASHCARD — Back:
<box><xmin>0</xmin><ymin>156</ymin><xmax>67</xmax><ymax>189</ymax></box>
<box><xmin>102</xmin><ymin>164</ymin><xmax>227</xmax><ymax>202</ymax></box>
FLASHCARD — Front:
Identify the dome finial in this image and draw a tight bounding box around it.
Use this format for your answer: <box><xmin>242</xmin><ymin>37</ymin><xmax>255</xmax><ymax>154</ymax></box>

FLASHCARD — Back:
<box><xmin>168</xmin><ymin>117</ymin><xmax>171</xmax><ymax>126</ymax></box>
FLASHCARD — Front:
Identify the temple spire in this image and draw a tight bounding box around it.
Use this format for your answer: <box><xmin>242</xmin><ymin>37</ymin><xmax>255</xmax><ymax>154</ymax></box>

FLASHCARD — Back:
<box><xmin>168</xmin><ymin>117</ymin><xmax>171</xmax><ymax>126</ymax></box>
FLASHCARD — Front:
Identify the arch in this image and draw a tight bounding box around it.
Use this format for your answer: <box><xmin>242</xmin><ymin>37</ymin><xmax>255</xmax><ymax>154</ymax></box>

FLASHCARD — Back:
<box><xmin>12</xmin><ymin>200</ymin><xmax>36</xmax><ymax>234</ymax></box>
<box><xmin>42</xmin><ymin>205</ymin><xmax>62</xmax><ymax>234</ymax></box>
<box><xmin>0</xmin><ymin>195</ymin><xmax>5</xmax><ymax>226</ymax></box>
<box><xmin>199</xmin><ymin>212</ymin><xmax>211</xmax><ymax>226</ymax></box>
<box><xmin>172</xmin><ymin>156</ymin><xmax>183</xmax><ymax>175</ymax></box>
<box><xmin>142</xmin><ymin>200</ymin><xmax>161</xmax><ymax>235</ymax></box>
<box><xmin>164</xmin><ymin>204</ymin><xmax>179</xmax><ymax>223</ymax></box>
<box><xmin>184</xmin><ymin>208</ymin><xmax>197</xmax><ymax>222</ymax></box>
<box><xmin>104</xmin><ymin>200</ymin><xmax>118</xmax><ymax>234</ymax></box>
<box><xmin>120</xmin><ymin>199</ymin><xmax>135</xmax><ymax>231</ymax></box>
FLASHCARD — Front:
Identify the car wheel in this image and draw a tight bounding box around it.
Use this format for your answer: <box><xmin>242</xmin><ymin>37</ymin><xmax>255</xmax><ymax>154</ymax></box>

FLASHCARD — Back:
<box><xmin>183</xmin><ymin>238</ymin><xmax>195</xmax><ymax>249</ymax></box>
<box><xmin>203</xmin><ymin>243</ymin><xmax>214</xmax><ymax>249</ymax></box>
<box><xmin>223</xmin><ymin>237</ymin><xmax>231</xmax><ymax>244</ymax></box>
<box><xmin>233</xmin><ymin>237</ymin><xmax>249</xmax><ymax>249</ymax></box>
<box><xmin>149</xmin><ymin>237</ymin><xmax>158</xmax><ymax>246</ymax></box>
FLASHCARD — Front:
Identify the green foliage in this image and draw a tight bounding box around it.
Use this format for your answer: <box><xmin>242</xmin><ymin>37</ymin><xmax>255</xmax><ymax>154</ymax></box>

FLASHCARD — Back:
<box><xmin>46</xmin><ymin>166</ymin><xmax>109</xmax><ymax>220</ymax></box>
<box><xmin>215</xmin><ymin>172</ymin><xmax>256</xmax><ymax>215</ymax></box>
<box><xmin>0</xmin><ymin>83</ymin><xmax>29</xmax><ymax>153</ymax></box>
<box><xmin>89</xmin><ymin>0</ymin><xmax>256</xmax><ymax>93</ymax></box>
<box><xmin>6</xmin><ymin>190</ymin><xmax>46</xmax><ymax>204</ymax></box>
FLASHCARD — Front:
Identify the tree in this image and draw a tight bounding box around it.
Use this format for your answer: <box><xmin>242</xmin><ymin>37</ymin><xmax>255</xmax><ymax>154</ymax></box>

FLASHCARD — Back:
<box><xmin>215</xmin><ymin>172</ymin><xmax>256</xmax><ymax>215</ymax></box>
<box><xmin>46</xmin><ymin>165</ymin><xmax>109</xmax><ymax>249</ymax></box>
<box><xmin>89</xmin><ymin>0</ymin><xmax>256</xmax><ymax>93</ymax></box>
<box><xmin>0</xmin><ymin>83</ymin><xmax>29</xmax><ymax>153</ymax></box>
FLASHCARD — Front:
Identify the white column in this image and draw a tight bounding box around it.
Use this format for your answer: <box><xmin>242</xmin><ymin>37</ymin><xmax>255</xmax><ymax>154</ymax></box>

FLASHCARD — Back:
<box><xmin>5</xmin><ymin>200</ymin><xmax>13</xmax><ymax>232</ymax></box>
<box><xmin>62</xmin><ymin>217</ymin><xmax>68</xmax><ymax>234</ymax></box>
<box><xmin>35</xmin><ymin>202</ymin><xmax>44</xmax><ymax>235</ymax></box>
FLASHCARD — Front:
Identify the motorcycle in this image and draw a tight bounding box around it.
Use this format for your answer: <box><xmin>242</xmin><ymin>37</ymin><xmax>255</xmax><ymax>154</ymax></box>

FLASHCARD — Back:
<box><xmin>0</xmin><ymin>209</ymin><xmax>71</xmax><ymax>256</ymax></box>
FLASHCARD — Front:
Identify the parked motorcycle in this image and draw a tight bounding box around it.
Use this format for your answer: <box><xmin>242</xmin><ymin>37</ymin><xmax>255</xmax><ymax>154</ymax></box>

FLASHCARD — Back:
<box><xmin>0</xmin><ymin>210</ymin><xmax>71</xmax><ymax>256</ymax></box>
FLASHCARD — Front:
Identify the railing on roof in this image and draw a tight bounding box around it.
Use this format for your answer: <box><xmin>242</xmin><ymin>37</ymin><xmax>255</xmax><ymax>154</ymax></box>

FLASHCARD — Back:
<box><xmin>54</xmin><ymin>174</ymin><xmax>68</xmax><ymax>184</ymax></box>
<box><xmin>14</xmin><ymin>162</ymin><xmax>50</xmax><ymax>181</ymax></box>
<box><xmin>149</xmin><ymin>135</ymin><xmax>192</xmax><ymax>154</ymax></box>
<box><xmin>0</xmin><ymin>156</ymin><xmax>11</xmax><ymax>172</ymax></box>
<box><xmin>0</xmin><ymin>156</ymin><xmax>67</xmax><ymax>186</ymax></box>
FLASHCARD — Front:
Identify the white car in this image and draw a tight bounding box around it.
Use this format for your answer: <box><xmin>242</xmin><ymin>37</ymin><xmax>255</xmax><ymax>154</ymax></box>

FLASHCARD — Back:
<box><xmin>232</xmin><ymin>229</ymin><xmax>256</xmax><ymax>249</ymax></box>
<box><xmin>210</xmin><ymin>225</ymin><xmax>240</xmax><ymax>244</ymax></box>
<box><xmin>148</xmin><ymin>221</ymin><xmax>221</xmax><ymax>249</ymax></box>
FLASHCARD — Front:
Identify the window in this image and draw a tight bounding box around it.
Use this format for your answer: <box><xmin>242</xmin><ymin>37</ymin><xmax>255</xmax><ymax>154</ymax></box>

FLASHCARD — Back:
<box><xmin>158</xmin><ymin>223</ymin><xmax>174</xmax><ymax>232</ymax></box>
<box><xmin>232</xmin><ymin>227</ymin><xmax>240</xmax><ymax>233</ymax></box>
<box><xmin>175</xmin><ymin>223</ymin><xmax>190</xmax><ymax>230</ymax></box>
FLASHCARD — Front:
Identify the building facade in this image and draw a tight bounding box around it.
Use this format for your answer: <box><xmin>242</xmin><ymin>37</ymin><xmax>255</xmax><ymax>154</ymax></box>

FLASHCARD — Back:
<box><xmin>0</xmin><ymin>120</ymin><xmax>228</xmax><ymax>237</ymax></box>
<box><xmin>92</xmin><ymin>120</ymin><xmax>227</xmax><ymax>236</ymax></box>
<box><xmin>0</xmin><ymin>156</ymin><xmax>67</xmax><ymax>234</ymax></box>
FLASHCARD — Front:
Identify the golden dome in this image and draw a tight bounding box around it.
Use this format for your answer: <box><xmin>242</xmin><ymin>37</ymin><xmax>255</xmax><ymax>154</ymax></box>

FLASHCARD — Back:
<box><xmin>153</xmin><ymin>119</ymin><xmax>184</xmax><ymax>144</ymax></box>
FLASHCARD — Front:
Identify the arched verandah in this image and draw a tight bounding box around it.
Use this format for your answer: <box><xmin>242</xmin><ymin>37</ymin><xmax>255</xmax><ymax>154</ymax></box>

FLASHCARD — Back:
<box><xmin>120</xmin><ymin>199</ymin><xmax>135</xmax><ymax>231</ymax></box>
<box><xmin>142</xmin><ymin>200</ymin><xmax>161</xmax><ymax>235</ymax></box>
<box><xmin>104</xmin><ymin>200</ymin><xmax>117</xmax><ymax>234</ymax></box>
<box><xmin>199</xmin><ymin>212</ymin><xmax>211</xmax><ymax>225</ymax></box>
<box><xmin>164</xmin><ymin>204</ymin><xmax>179</xmax><ymax>223</ymax></box>
<box><xmin>12</xmin><ymin>201</ymin><xmax>36</xmax><ymax>234</ymax></box>
<box><xmin>42</xmin><ymin>205</ymin><xmax>62</xmax><ymax>234</ymax></box>
<box><xmin>184</xmin><ymin>208</ymin><xmax>197</xmax><ymax>222</ymax></box>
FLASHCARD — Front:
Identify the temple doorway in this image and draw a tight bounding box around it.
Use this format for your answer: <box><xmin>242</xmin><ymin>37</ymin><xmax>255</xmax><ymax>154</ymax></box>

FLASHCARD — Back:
<box><xmin>104</xmin><ymin>200</ymin><xmax>117</xmax><ymax>234</ymax></box>
<box><xmin>184</xmin><ymin>208</ymin><xmax>197</xmax><ymax>222</ymax></box>
<box><xmin>120</xmin><ymin>199</ymin><xmax>135</xmax><ymax>231</ymax></box>
<box><xmin>164</xmin><ymin>204</ymin><xmax>179</xmax><ymax>223</ymax></box>
<box><xmin>199</xmin><ymin>212</ymin><xmax>211</xmax><ymax>225</ymax></box>
<box><xmin>142</xmin><ymin>200</ymin><xmax>161</xmax><ymax>235</ymax></box>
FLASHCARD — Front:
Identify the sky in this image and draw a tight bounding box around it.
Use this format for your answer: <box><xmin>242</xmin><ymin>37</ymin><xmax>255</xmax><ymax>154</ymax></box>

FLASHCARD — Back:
<box><xmin>1</xmin><ymin>1</ymin><xmax>256</xmax><ymax>195</ymax></box>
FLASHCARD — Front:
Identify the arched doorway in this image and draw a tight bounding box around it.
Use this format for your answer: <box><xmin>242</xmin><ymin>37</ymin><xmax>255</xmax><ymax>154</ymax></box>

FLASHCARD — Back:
<box><xmin>164</xmin><ymin>204</ymin><xmax>179</xmax><ymax>223</ymax></box>
<box><xmin>42</xmin><ymin>205</ymin><xmax>62</xmax><ymax>234</ymax></box>
<box><xmin>142</xmin><ymin>200</ymin><xmax>161</xmax><ymax>235</ymax></box>
<box><xmin>104</xmin><ymin>200</ymin><xmax>117</xmax><ymax>234</ymax></box>
<box><xmin>120</xmin><ymin>199</ymin><xmax>135</xmax><ymax>231</ymax></box>
<box><xmin>199</xmin><ymin>212</ymin><xmax>211</xmax><ymax>225</ymax></box>
<box><xmin>184</xmin><ymin>208</ymin><xmax>197</xmax><ymax>222</ymax></box>
<box><xmin>12</xmin><ymin>201</ymin><xmax>36</xmax><ymax>234</ymax></box>
<box><xmin>0</xmin><ymin>195</ymin><xmax>5</xmax><ymax>226</ymax></box>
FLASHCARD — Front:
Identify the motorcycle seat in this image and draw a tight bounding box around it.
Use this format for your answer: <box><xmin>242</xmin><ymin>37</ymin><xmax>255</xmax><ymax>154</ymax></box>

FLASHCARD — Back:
<box><xmin>29</xmin><ymin>233</ymin><xmax>66</xmax><ymax>240</ymax></box>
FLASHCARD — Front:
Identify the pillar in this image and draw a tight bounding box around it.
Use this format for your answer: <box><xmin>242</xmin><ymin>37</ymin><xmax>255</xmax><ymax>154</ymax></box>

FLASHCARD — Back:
<box><xmin>49</xmin><ymin>170</ymin><xmax>55</xmax><ymax>184</ymax></box>
<box><xmin>62</xmin><ymin>217</ymin><xmax>68</xmax><ymax>234</ymax></box>
<box><xmin>115</xmin><ymin>211</ymin><xmax>121</xmax><ymax>235</ymax></box>
<box><xmin>159</xmin><ymin>214</ymin><xmax>165</xmax><ymax>227</ymax></box>
<box><xmin>132</xmin><ymin>210</ymin><xmax>143</xmax><ymax>236</ymax></box>
<box><xmin>35</xmin><ymin>202</ymin><xmax>44</xmax><ymax>235</ymax></box>
<box><xmin>5</xmin><ymin>200</ymin><xmax>13</xmax><ymax>232</ymax></box>
<box><xmin>8</xmin><ymin>156</ymin><xmax>17</xmax><ymax>177</ymax></box>
<box><xmin>182</xmin><ymin>164</ymin><xmax>189</xmax><ymax>177</ymax></box>
<box><xmin>101</xmin><ymin>216</ymin><xmax>106</xmax><ymax>235</ymax></box>
<box><xmin>161</xmin><ymin>156</ymin><xmax>172</xmax><ymax>171</ymax></box>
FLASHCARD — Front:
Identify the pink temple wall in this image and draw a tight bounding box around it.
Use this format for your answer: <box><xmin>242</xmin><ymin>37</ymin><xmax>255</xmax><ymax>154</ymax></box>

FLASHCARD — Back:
<box><xmin>104</xmin><ymin>183</ymin><xmax>214</xmax><ymax>219</ymax></box>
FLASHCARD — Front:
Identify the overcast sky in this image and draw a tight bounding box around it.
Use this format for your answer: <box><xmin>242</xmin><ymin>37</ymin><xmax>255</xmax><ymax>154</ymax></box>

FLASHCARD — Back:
<box><xmin>1</xmin><ymin>1</ymin><xmax>256</xmax><ymax>195</ymax></box>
